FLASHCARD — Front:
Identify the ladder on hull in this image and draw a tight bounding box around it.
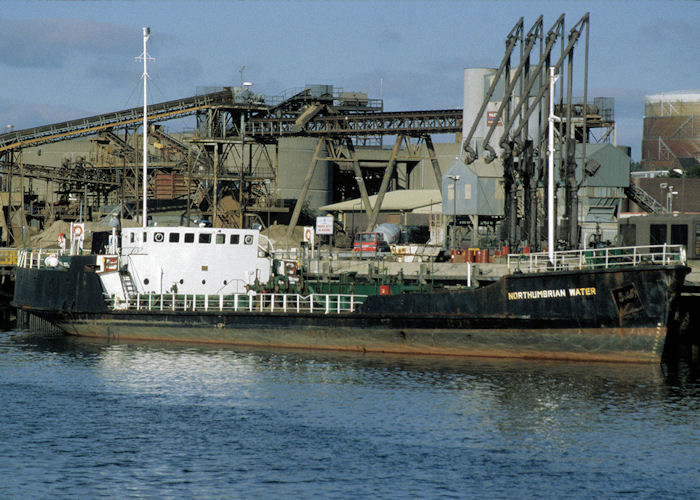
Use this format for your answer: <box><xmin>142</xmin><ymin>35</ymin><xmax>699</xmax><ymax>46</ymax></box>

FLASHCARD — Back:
<box><xmin>120</xmin><ymin>271</ymin><xmax>137</xmax><ymax>299</ymax></box>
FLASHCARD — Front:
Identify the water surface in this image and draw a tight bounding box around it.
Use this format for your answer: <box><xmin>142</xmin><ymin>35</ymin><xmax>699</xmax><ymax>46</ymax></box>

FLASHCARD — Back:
<box><xmin>1</xmin><ymin>331</ymin><xmax>698</xmax><ymax>498</ymax></box>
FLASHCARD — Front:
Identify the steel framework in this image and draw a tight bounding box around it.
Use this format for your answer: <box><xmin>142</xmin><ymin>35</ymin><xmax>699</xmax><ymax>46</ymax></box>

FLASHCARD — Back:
<box><xmin>0</xmin><ymin>83</ymin><xmax>461</xmax><ymax>244</ymax></box>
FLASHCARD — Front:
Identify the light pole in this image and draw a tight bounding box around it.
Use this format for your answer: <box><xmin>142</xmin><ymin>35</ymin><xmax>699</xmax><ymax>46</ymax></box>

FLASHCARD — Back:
<box><xmin>671</xmin><ymin>189</ymin><xmax>678</xmax><ymax>213</ymax></box>
<box><xmin>666</xmin><ymin>185</ymin><xmax>677</xmax><ymax>212</ymax></box>
<box><xmin>264</xmin><ymin>179</ymin><xmax>271</xmax><ymax>229</ymax></box>
<box><xmin>547</xmin><ymin>67</ymin><xmax>560</xmax><ymax>263</ymax></box>
<box><xmin>660</xmin><ymin>182</ymin><xmax>668</xmax><ymax>212</ymax></box>
<box><xmin>447</xmin><ymin>175</ymin><xmax>460</xmax><ymax>250</ymax></box>
<box><xmin>673</xmin><ymin>168</ymin><xmax>685</xmax><ymax>213</ymax></box>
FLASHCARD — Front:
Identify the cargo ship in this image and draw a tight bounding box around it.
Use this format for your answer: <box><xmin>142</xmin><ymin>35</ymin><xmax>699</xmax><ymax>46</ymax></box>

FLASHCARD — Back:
<box><xmin>11</xmin><ymin>25</ymin><xmax>690</xmax><ymax>363</ymax></box>
<box><xmin>12</xmin><ymin>225</ymin><xmax>689</xmax><ymax>363</ymax></box>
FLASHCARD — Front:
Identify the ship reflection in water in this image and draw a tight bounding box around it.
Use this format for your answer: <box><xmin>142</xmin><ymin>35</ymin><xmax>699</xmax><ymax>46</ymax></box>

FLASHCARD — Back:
<box><xmin>1</xmin><ymin>330</ymin><xmax>698</xmax><ymax>498</ymax></box>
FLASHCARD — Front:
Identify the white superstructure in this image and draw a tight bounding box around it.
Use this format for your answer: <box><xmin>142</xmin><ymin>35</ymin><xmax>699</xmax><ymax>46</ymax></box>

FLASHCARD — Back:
<box><xmin>119</xmin><ymin>226</ymin><xmax>271</xmax><ymax>295</ymax></box>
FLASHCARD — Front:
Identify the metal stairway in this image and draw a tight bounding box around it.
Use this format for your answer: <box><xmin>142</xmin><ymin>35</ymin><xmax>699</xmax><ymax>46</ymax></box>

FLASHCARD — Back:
<box><xmin>120</xmin><ymin>271</ymin><xmax>138</xmax><ymax>299</ymax></box>
<box><xmin>624</xmin><ymin>184</ymin><xmax>665</xmax><ymax>214</ymax></box>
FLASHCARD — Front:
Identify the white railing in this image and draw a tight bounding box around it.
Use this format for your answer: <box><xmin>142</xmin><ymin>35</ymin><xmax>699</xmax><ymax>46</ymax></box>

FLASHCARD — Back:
<box><xmin>107</xmin><ymin>292</ymin><xmax>368</xmax><ymax>314</ymax></box>
<box><xmin>17</xmin><ymin>248</ymin><xmax>66</xmax><ymax>269</ymax></box>
<box><xmin>506</xmin><ymin>244</ymin><xmax>686</xmax><ymax>273</ymax></box>
<box><xmin>16</xmin><ymin>249</ymin><xmax>121</xmax><ymax>273</ymax></box>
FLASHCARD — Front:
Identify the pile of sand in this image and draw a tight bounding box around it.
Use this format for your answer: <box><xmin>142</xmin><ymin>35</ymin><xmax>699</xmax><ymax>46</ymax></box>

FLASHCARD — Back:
<box><xmin>261</xmin><ymin>223</ymin><xmax>306</xmax><ymax>250</ymax></box>
<box><xmin>261</xmin><ymin>223</ymin><xmax>352</xmax><ymax>250</ymax></box>
<box><xmin>28</xmin><ymin>219</ymin><xmax>140</xmax><ymax>249</ymax></box>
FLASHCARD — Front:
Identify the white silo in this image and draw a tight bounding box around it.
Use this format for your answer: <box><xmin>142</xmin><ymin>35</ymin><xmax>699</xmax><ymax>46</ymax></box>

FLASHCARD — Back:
<box><xmin>463</xmin><ymin>67</ymin><xmax>544</xmax><ymax>161</ymax></box>
<box><xmin>462</xmin><ymin>68</ymin><xmax>509</xmax><ymax>159</ymax></box>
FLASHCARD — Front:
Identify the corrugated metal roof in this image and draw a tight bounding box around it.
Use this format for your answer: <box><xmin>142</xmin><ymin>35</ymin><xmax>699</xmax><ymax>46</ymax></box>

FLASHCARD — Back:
<box><xmin>319</xmin><ymin>189</ymin><xmax>442</xmax><ymax>212</ymax></box>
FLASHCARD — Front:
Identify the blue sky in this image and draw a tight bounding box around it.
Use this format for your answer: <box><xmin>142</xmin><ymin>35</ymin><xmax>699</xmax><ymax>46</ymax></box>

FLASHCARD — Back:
<box><xmin>1</xmin><ymin>0</ymin><xmax>698</xmax><ymax>160</ymax></box>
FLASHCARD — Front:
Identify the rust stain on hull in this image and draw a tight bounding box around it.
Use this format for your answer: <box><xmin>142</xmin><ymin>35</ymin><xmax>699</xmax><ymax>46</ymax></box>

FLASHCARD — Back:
<box><xmin>59</xmin><ymin>320</ymin><xmax>663</xmax><ymax>364</ymax></box>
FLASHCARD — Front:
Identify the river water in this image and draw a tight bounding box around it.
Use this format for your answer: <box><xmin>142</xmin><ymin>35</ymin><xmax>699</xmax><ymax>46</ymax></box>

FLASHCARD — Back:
<box><xmin>1</xmin><ymin>330</ymin><xmax>698</xmax><ymax>499</ymax></box>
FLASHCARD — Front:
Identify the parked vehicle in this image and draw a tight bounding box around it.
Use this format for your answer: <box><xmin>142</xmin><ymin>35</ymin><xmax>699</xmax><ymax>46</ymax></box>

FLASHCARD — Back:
<box><xmin>353</xmin><ymin>232</ymin><xmax>391</xmax><ymax>254</ymax></box>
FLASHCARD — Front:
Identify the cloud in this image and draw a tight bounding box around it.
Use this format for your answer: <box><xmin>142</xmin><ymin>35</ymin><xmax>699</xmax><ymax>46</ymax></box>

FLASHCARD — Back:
<box><xmin>0</xmin><ymin>18</ymin><xmax>135</xmax><ymax>68</ymax></box>
<box><xmin>0</xmin><ymin>98</ymin><xmax>95</xmax><ymax>131</ymax></box>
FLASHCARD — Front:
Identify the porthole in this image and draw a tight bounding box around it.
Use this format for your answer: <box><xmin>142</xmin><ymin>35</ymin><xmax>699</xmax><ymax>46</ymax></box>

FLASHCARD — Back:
<box><xmin>144</xmin><ymin>278</ymin><xmax>150</xmax><ymax>285</ymax></box>
<box><xmin>179</xmin><ymin>279</ymin><xmax>184</xmax><ymax>284</ymax></box>
<box><xmin>244</xmin><ymin>234</ymin><xmax>254</xmax><ymax>245</ymax></box>
<box><xmin>223</xmin><ymin>280</ymin><xmax>228</xmax><ymax>285</ymax></box>
<box><xmin>202</xmin><ymin>279</ymin><xmax>206</xmax><ymax>285</ymax></box>
<box><xmin>154</xmin><ymin>232</ymin><xmax>164</xmax><ymax>243</ymax></box>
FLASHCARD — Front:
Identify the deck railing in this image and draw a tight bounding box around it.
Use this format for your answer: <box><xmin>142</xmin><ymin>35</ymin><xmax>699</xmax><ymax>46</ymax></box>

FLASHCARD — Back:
<box><xmin>506</xmin><ymin>244</ymin><xmax>686</xmax><ymax>273</ymax></box>
<box><xmin>107</xmin><ymin>292</ymin><xmax>368</xmax><ymax>314</ymax></box>
<box><xmin>16</xmin><ymin>248</ymin><xmax>66</xmax><ymax>269</ymax></box>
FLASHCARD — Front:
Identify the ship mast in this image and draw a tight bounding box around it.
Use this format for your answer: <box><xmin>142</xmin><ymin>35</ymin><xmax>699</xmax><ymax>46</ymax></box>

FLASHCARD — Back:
<box><xmin>137</xmin><ymin>27</ymin><xmax>153</xmax><ymax>228</ymax></box>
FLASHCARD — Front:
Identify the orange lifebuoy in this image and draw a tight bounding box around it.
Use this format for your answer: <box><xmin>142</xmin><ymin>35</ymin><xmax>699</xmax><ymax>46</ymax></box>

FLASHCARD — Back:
<box><xmin>285</xmin><ymin>262</ymin><xmax>297</xmax><ymax>275</ymax></box>
<box><xmin>104</xmin><ymin>256</ymin><xmax>118</xmax><ymax>271</ymax></box>
<box><xmin>73</xmin><ymin>225</ymin><xmax>83</xmax><ymax>238</ymax></box>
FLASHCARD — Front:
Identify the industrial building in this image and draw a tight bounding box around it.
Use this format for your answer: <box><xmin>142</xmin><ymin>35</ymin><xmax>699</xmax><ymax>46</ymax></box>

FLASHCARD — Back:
<box><xmin>2</xmin><ymin>13</ymin><xmax>693</xmax><ymax>258</ymax></box>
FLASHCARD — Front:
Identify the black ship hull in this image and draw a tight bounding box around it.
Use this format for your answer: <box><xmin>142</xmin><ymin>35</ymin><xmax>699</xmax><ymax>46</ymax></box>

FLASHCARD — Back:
<box><xmin>13</xmin><ymin>258</ymin><xmax>689</xmax><ymax>363</ymax></box>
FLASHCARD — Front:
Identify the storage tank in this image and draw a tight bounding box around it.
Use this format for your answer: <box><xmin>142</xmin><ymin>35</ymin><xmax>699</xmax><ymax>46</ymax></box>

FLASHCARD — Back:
<box><xmin>642</xmin><ymin>91</ymin><xmax>700</xmax><ymax>171</ymax></box>
<box><xmin>462</xmin><ymin>68</ymin><xmax>497</xmax><ymax>156</ymax></box>
<box><xmin>463</xmin><ymin>67</ymin><xmax>545</xmax><ymax>161</ymax></box>
<box><xmin>277</xmin><ymin>137</ymin><xmax>332</xmax><ymax>209</ymax></box>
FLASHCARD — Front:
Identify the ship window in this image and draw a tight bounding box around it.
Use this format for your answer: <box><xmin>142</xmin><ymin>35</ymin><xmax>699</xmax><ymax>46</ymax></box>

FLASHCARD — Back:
<box><xmin>143</xmin><ymin>232</ymin><xmax>147</xmax><ymax>242</ymax></box>
<box><xmin>154</xmin><ymin>232</ymin><xmax>165</xmax><ymax>243</ymax></box>
<box><xmin>169</xmin><ymin>232</ymin><xmax>180</xmax><ymax>243</ymax></box>
<box><xmin>244</xmin><ymin>234</ymin><xmax>254</xmax><ymax>245</ymax></box>
<box><xmin>199</xmin><ymin>233</ymin><xmax>212</xmax><ymax>244</ymax></box>
<box><xmin>130</xmin><ymin>232</ymin><xmax>135</xmax><ymax>243</ymax></box>
<box><xmin>671</xmin><ymin>224</ymin><xmax>688</xmax><ymax>247</ymax></box>
<box><xmin>184</xmin><ymin>233</ymin><xmax>195</xmax><ymax>243</ymax></box>
<box><xmin>179</xmin><ymin>279</ymin><xmax>184</xmax><ymax>284</ymax></box>
<box><xmin>223</xmin><ymin>280</ymin><xmax>228</xmax><ymax>285</ymax></box>
<box><xmin>202</xmin><ymin>279</ymin><xmax>206</xmax><ymax>285</ymax></box>
<box><xmin>650</xmin><ymin>224</ymin><xmax>667</xmax><ymax>246</ymax></box>
<box><xmin>230</xmin><ymin>234</ymin><xmax>240</xmax><ymax>245</ymax></box>
<box><xmin>216</xmin><ymin>234</ymin><xmax>225</xmax><ymax>244</ymax></box>
<box><xmin>144</xmin><ymin>278</ymin><xmax>149</xmax><ymax>285</ymax></box>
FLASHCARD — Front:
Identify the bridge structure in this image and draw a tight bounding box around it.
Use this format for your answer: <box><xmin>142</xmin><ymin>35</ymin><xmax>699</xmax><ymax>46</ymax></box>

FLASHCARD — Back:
<box><xmin>0</xmin><ymin>84</ymin><xmax>461</xmax><ymax>244</ymax></box>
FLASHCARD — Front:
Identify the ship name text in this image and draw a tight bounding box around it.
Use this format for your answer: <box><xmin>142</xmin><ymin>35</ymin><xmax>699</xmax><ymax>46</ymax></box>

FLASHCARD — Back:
<box><xmin>507</xmin><ymin>287</ymin><xmax>597</xmax><ymax>301</ymax></box>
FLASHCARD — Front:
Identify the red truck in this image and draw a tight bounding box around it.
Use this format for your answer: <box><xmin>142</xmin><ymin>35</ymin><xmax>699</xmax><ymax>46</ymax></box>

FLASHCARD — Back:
<box><xmin>353</xmin><ymin>232</ymin><xmax>391</xmax><ymax>254</ymax></box>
